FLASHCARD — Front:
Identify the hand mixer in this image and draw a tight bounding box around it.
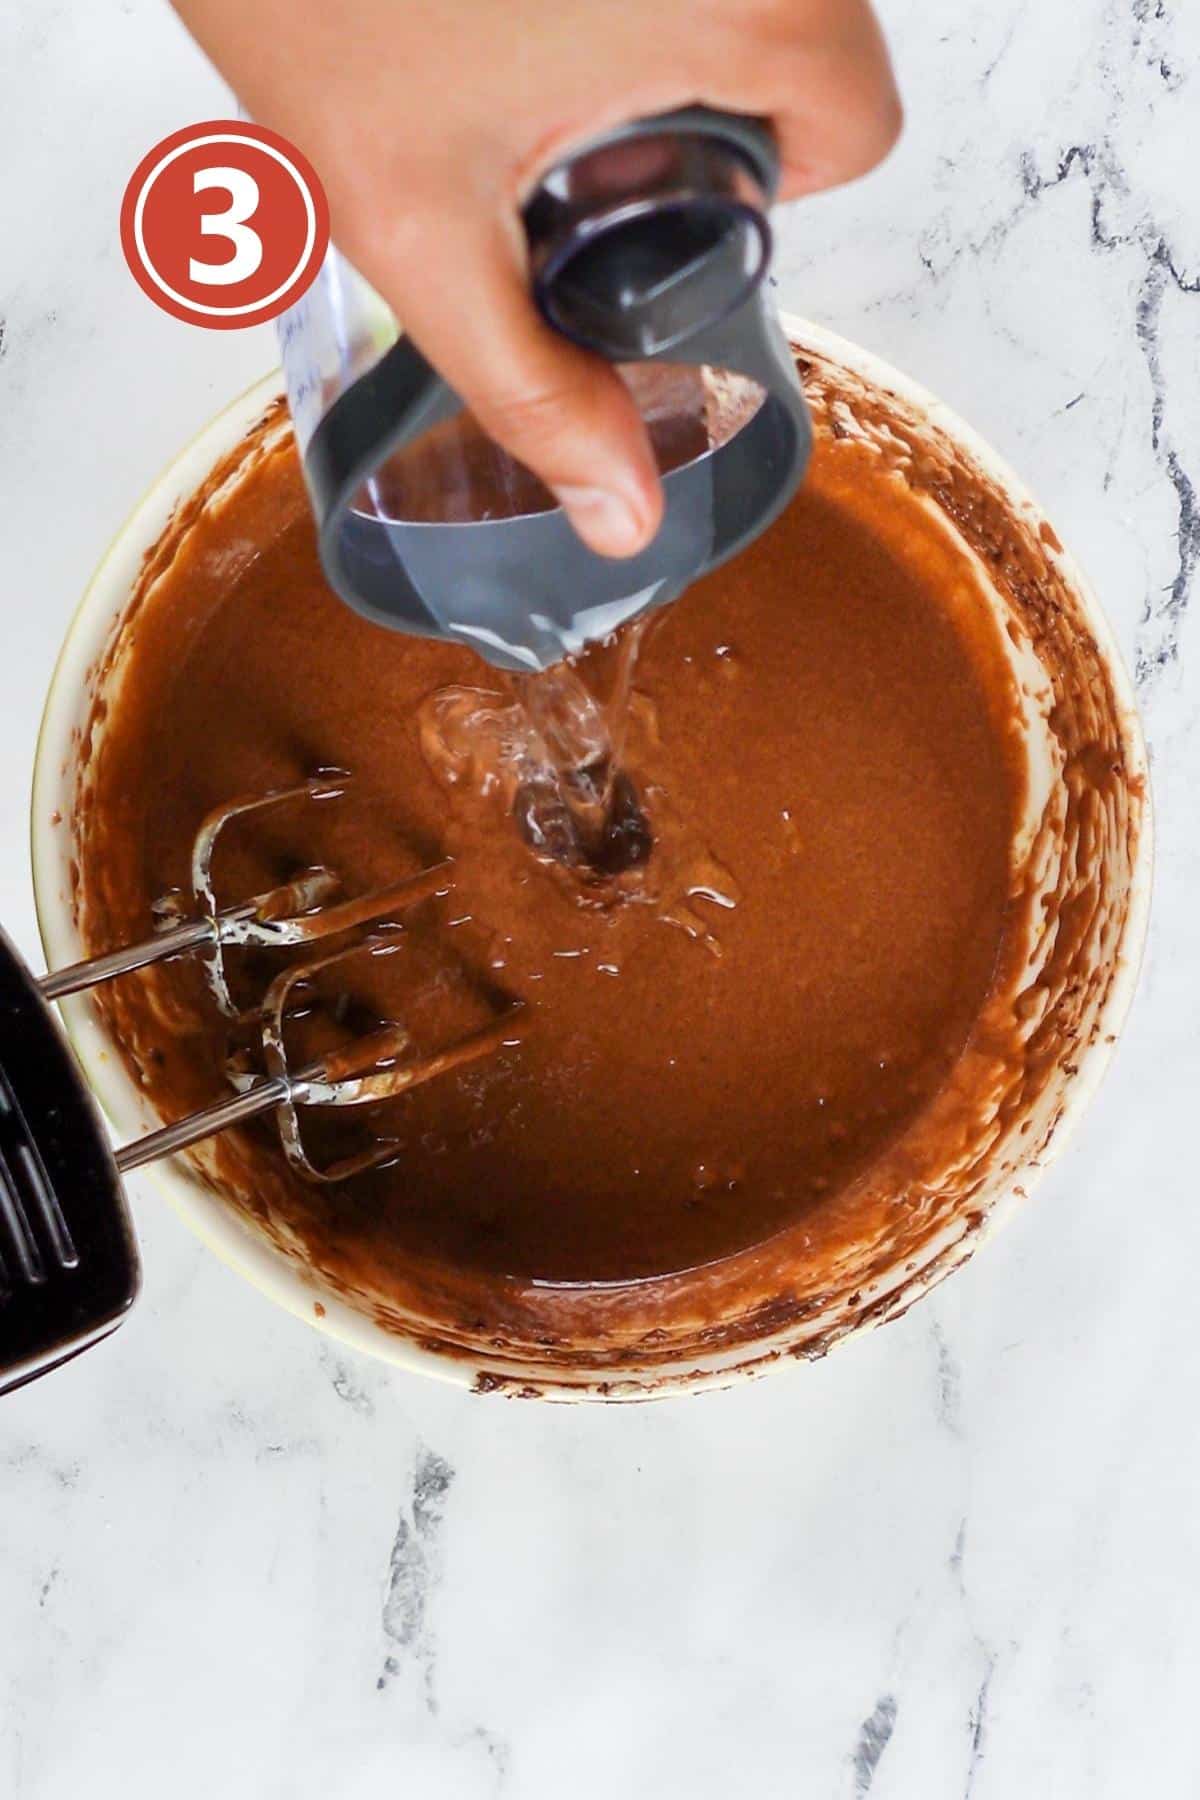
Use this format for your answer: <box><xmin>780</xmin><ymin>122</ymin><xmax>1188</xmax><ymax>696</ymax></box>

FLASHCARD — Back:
<box><xmin>1</xmin><ymin>780</ymin><xmax>522</xmax><ymax>1394</ymax></box>
<box><xmin>4</xmin><ymin>107</ymin><xmax>809</xmax><ymax>1394</ymax></box>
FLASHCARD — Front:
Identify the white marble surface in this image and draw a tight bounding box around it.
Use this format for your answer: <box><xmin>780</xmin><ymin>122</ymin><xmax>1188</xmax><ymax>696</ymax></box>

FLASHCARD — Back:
<box><xmin>2</xmin><ymin>1</ymin><xmax>1198</xmax><ymax>1793</ymax></box>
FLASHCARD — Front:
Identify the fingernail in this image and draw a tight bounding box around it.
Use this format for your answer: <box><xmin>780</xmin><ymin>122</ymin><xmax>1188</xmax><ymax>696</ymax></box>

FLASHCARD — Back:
<box><xmin>553</xmin><ymin>485</ymin><xmax>649</xmax><ymax>559</ymax></box>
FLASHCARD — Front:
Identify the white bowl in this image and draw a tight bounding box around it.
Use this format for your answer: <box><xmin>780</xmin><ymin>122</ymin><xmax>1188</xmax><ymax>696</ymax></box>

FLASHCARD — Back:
<box><xmin>32</xmin><ymin>317</ymin><xmax>1153</xmax><ymax>1399</ymax></box>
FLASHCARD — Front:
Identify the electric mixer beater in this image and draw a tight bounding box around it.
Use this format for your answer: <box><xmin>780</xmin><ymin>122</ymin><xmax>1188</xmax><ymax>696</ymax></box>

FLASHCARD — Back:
<box><xmin>2</xmin><ymin>107</ymin><xmax>811</xmax><ymax>1392</ymax></box>
<box><xmin>2</xmin><ymin>779</ymin><xmax>523</xmax><ymax>1392</ymax></box>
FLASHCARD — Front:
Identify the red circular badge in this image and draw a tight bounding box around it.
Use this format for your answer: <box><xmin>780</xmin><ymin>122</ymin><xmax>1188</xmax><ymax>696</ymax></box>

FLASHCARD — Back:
<box><xmin>120</xmin><ymin>120</ymin><xmax>330</xmax><ymax>330</ymax></box>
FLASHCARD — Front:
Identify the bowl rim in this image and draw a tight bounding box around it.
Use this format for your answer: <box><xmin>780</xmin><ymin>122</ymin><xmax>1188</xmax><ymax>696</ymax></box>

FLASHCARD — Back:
<box><xmin>30</xmin><ymin>313</ymin><xmax>1155</xmax><ymax>1400</ymax></box>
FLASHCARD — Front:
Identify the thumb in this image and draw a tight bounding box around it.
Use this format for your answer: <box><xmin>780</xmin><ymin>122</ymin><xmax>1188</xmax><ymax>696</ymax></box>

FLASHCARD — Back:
<box><xmin>361</xmin><ymin>205</ymin><xmax>664</xmax><ymax>559</ymax></box>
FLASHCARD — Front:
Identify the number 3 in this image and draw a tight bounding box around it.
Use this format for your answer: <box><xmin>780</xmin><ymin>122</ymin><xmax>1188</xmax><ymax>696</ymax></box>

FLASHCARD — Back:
<box><xmin>190</xmin><ymin>166</ymin><xmax>263</xmax><ymax>286</ymax></box>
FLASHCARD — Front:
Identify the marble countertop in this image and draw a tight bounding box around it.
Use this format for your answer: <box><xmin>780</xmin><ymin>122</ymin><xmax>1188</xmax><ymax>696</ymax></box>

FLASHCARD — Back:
<box><xmin>2</xmin><ymin>1</ymin><xmax>1198</xmax><ymax>1794</ymax></box>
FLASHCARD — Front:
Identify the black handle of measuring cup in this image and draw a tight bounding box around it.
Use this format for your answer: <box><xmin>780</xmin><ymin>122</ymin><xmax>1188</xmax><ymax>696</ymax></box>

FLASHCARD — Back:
<box><xmin>304</xmin><ymin>107</ymin><xmax>811</xmax><ymax>660</ymax></box>
<box><xmin>524</xmin><ymin>106</ymin><xmax>780</xmax><ymax>356</ymax></box>
<box><xmin>0</xmin><ymin>929</ymin><xmax>138</xmax><ymax>1396</ymax></box>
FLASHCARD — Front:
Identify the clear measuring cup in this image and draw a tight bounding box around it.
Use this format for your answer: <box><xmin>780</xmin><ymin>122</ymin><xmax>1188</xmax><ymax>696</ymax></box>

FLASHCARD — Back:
<box><xmin>278</xmin><ymin>107</ymin><xmax>811</xmax><ymax>671</ymax></box>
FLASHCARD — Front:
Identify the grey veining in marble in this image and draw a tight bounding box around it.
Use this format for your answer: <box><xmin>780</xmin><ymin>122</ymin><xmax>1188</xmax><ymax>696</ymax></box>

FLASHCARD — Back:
<box><xmin>2</xmin><ymin>1</ymin><xmax>1199</xmax><ymax>1795</ymax></box>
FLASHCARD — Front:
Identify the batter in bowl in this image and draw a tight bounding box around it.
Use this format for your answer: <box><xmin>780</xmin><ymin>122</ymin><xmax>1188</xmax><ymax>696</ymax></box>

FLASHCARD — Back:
<box><xmin>73</xmin><ymin>352</ymin><xmax>1036</xmax><ymax>1364</ymax></box>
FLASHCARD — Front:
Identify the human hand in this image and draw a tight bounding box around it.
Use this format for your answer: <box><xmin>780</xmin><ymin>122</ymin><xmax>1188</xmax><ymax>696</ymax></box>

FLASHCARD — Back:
<box><xmin>172</xmin><ymin>0</ymin><xmax>901</xmax><ymax>556</ymax></box>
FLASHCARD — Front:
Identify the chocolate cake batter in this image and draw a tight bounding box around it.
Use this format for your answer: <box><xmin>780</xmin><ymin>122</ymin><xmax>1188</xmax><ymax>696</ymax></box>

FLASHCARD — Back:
<box><xmin>75</xmin><ymin>362</ymin><xmax>1039</xmax><ymax>1349</ymax></box>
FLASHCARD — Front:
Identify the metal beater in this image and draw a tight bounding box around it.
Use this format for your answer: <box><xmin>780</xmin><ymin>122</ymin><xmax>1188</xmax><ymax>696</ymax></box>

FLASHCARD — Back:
<box><xmin>1</xmin><ymin>776</ymin><xmax>522</xmax><ymax>1394</ymax></box>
